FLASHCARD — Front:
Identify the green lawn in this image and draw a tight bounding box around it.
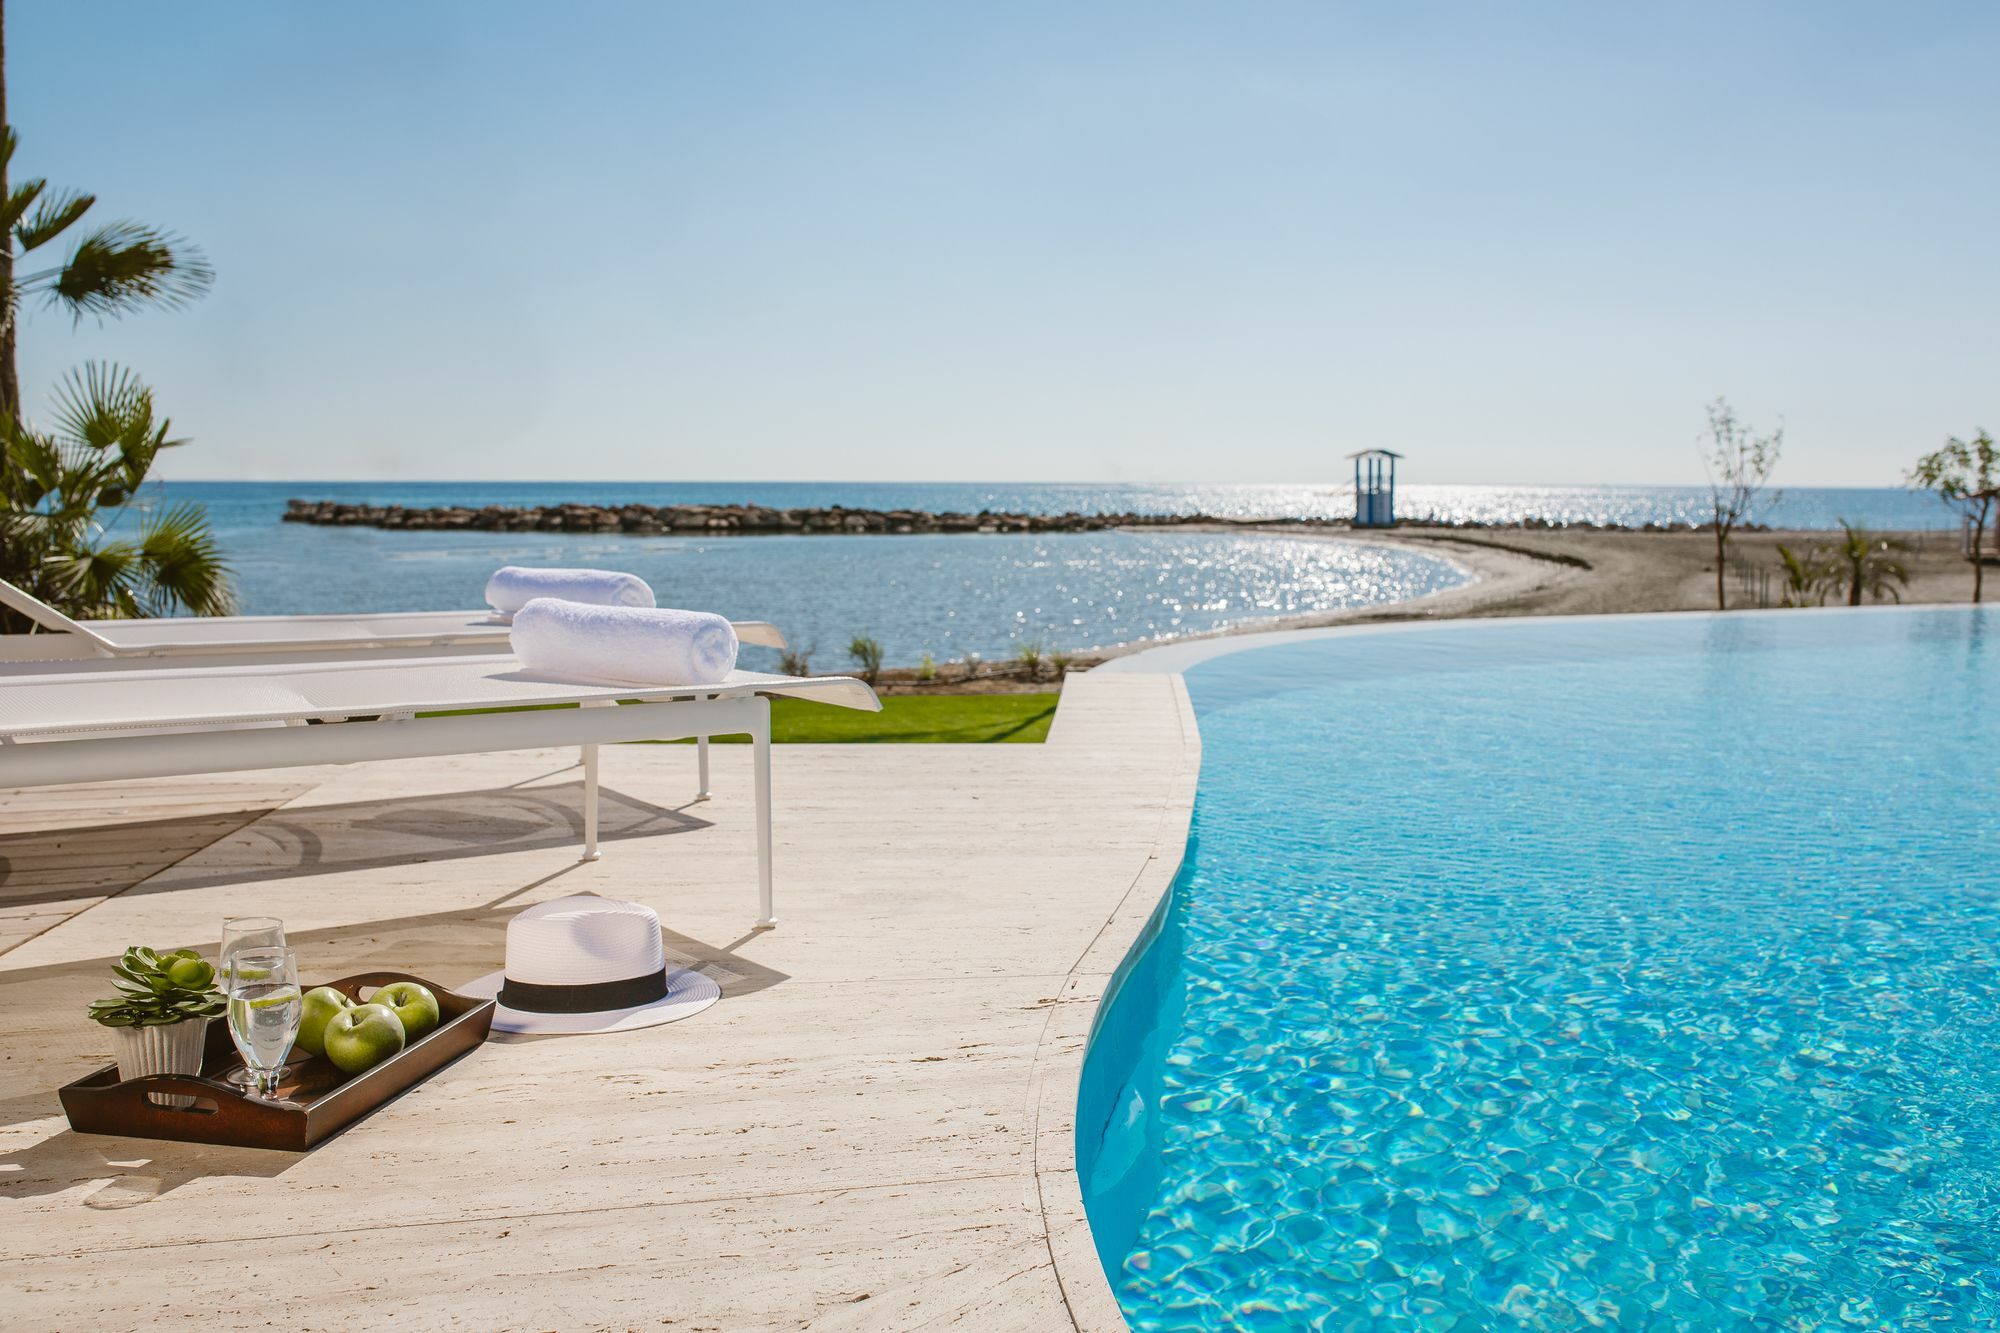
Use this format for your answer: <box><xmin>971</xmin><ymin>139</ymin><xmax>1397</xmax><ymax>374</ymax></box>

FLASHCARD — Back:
<box><xmin>692</xmin><ymin>692</ymin><xmax>1056</xmax><ymax>744</ymax></box>
<box><xmin>420</xmin><ymin>692</ymin><xmax>1057</xmax><ymax>743</ymax></box>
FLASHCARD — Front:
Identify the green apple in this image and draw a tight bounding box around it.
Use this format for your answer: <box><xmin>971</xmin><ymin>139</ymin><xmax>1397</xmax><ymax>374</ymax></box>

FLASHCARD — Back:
<box><xmin>370</xmin><ymin>981</ymin><xmax>441</xmax><ymax>1040</ymax></box>
<box><xmin>295</xmin><ymin>985</ymin><xmax>356</xmax><ymax>1058</ymax></box>
<box><xmin>322</xmin><ymin>1002</ymin><xmax>407</xmax><ymax>1075</ymax></box>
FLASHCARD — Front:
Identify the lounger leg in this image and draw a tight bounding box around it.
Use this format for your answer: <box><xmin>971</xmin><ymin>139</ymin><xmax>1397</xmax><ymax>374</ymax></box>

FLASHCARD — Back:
<box><xmin>752</xmin><ymin>695</ymin><xmax>775</xmax><ymax>930</ymax></box>
<box><xmin>579</xmin><ymin>699</ymin><xmax>612</xmax><ymax>862</ymax></box>
<box><xmin>695</xmin><ymin>734</ymin><xmax>711</xmax><ymax>802</ymax></box>
<box><xmin>581</xmin><ymin>742</ymin><xmax>602</xmax><ymax>862</ymax></box>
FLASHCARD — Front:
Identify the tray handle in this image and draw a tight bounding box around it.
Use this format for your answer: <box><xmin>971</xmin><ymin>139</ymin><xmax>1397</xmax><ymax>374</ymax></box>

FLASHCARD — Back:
<box><xmin>63</xmin><ymin>1071</ymin><xmax>232</xmax><ymax>1122</ymax></box>
<box><xmin>122</xmin><ymin>1073</ymin><xmax>233</xmax><ymax>1103</ymax></box>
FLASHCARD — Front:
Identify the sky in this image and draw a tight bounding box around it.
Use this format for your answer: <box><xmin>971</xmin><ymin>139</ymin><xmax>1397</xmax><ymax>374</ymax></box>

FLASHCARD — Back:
<box><xmin>10</xmin><ymin>2</ymin><xmax>1997</xmax><ymax>486</ymax></box>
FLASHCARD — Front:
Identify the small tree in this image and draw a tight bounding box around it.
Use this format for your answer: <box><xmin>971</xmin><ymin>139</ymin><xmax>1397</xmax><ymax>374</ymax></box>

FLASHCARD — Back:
<box><xmin>1698</xmin><ymin>397</ymin><xmax>1783</xmax><ymax>610</ymax></box>
<box><xmin>776</xmin><ymin>641</ymin><xmax>814</xmax><ymax>677</ymax></box>
<box><xmin>847</xmin><ymin>635</ymin><xmax>883</xmax><ymax>686</ymax></box>
<box><xmin>1909</xmin><ymin>430</ymin><xmax>1998</xmax><ymax>603</ymax></box>
<box><xmin>1824</xmin><ymin>520</ymin><xmax>1909</xmax><ymax>607</ymax></box>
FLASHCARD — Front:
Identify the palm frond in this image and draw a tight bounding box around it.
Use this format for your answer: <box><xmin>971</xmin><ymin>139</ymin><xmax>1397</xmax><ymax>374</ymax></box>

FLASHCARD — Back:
<box><xmin>137</xmin><ymin>501</ymin><xmax>234</xmax><ymax>616</ymax></box>
<box><xmin>15</xmin><ymin>187</ymin><xmax>95</xmax><ymax>252</ymax></box>
<box><xmin>50</xmin><ymin>221</ymin><xmax>215</xmax><ymax>319</ymax></box>
<box><xmin>0</xmin><ymin>422</ymin><xmax>65</xmax><ymax>503</ymax></box>
<box><xmin>45</xmin><ymin>541</ymin><xmax>141</xmax><ymax>619</ymax></box>
<box><xmin>50</xmin><ymin>363</ymin><xmax>162</xmax><ymax>451</ymax></box>
<box><xmin>0</xmin><ymin>177</ymin><xmax>47</xmax><ymax>235</ymax></box>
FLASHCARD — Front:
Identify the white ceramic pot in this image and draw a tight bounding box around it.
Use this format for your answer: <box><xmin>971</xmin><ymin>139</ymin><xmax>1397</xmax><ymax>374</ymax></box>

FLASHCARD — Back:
<box><xmin>112</xmin><ymin>1019</ymin><xmax>209</xmax><ymax>1108</ymax></box>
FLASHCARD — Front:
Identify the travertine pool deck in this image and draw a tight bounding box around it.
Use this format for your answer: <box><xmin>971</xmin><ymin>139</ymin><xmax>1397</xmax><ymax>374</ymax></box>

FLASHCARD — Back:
<box><xmin>0</xmin><ymin>673</ymin><xmax>1195</xmax><ymax>1331</ymax></box>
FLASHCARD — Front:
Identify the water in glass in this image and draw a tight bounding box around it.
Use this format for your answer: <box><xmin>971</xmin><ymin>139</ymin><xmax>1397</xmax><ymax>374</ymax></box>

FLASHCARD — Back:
<box><xmin>226</xmin><ymin>948</ymin><xmax>300</xmax><ymax>1100</ymax></box>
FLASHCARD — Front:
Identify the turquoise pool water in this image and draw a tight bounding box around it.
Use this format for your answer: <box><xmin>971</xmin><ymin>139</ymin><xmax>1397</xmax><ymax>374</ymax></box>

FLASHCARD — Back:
<box><xmin>1079</xmin><ymin>608</ymin><xmax>2000</xmax><ymax>1330</ymax></box>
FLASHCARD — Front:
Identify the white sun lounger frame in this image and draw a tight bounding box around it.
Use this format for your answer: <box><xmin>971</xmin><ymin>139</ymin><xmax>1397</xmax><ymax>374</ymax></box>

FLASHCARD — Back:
<box><xmin>0</xmin><ymin>575</ymin><xmax>792</xmax><ymax>801</ymax></box>
<box><xmin>0</xmin><ymin>656</ymin><xmax>878</xmax><ymax>930</ymax></box>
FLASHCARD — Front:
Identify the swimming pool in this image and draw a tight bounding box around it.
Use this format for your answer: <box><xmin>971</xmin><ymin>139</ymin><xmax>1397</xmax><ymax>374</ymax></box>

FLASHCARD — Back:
<box><xmin>1079</xmin><ymin>608</ymin><xmax>2000</xmax><ymax>1329</ymax></box>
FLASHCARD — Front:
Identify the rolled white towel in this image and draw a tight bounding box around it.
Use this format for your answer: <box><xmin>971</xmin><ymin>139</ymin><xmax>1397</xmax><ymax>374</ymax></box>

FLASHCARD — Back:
<box><xmin>510</xmin><ymin>599</ymin><xmax>739</xmax><ymax>687</ymax></box>
<box><xmin>485</xmin><ymin>566</ymin><xmax>655</xmax><ymax>616</ymax></box>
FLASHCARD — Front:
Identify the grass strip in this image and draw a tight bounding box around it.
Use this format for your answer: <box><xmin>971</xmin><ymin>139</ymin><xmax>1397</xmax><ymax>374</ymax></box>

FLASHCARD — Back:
<box><xmin>416</xmin><ymin>692</ymin><xmax>1057</xmax><ymax>744</ymax></box>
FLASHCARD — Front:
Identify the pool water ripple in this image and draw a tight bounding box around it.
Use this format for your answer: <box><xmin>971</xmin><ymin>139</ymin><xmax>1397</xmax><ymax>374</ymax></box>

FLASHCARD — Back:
<box><xmin>1080</xmin><ymin>609</ymin><xmax>2000</xmax><ymax>1330</ymax></box>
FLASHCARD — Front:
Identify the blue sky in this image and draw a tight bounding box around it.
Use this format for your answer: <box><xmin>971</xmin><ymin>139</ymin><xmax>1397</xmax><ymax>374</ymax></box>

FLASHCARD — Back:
<box><xmin>11</xmin><ymin>2</ymin><xmax>1996</xmax><ymax>485</ymax></box>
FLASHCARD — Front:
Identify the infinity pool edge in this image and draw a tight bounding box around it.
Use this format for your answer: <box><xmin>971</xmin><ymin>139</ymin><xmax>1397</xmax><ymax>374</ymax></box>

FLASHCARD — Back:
<box><xmin>1033</xmin><ymin>672</ymin><xmax>1203</xmax><ymax>1332</ymax></box>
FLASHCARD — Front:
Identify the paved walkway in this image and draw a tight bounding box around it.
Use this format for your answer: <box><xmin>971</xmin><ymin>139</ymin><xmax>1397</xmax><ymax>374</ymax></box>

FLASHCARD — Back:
<box><xmin>0</xmin><ymin>673</ymin><xmax>1194</xmax><ymax>1331</ymax></box>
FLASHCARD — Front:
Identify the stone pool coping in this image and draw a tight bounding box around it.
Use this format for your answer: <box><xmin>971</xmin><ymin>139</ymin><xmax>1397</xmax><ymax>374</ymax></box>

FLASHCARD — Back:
<box><xmin>1034</xmin><ymin>673</ymin><xmax>1202</xmax><ymax>1330</ymax></box>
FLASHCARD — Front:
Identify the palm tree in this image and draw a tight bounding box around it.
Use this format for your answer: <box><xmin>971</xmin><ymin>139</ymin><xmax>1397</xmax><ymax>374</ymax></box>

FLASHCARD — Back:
<box><xmin>0</xmin><ymin>128</ymin><xmax>214</xmax><ymax>420</ymax></box>
<box><xmin>0</xmin><ymin>363</ymin><xmax>232</xmax><ymax>630</ymax></box>
<box><xmin>1824</xmin><ymin>520</ymin><xmax>1910</xmax><ymax>608</ymax></box>
<box><xmin>1773</xmin><ymin>542</ymin><xmax>1831</xmax><ymax>607</ymax></box>
<box><xmin>0</xmin><ymin>1</ymin><xmax>213</xmax><ymax>420</ymax></box>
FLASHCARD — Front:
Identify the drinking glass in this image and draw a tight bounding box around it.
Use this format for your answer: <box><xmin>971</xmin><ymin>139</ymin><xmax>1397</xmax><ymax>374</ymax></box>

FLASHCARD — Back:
<box><xmin>220</xmin><ymin>916</ymin><xmax>285</xmax><ymax>977</ymax></box>
<box><xmin>225</xmin><ymin>947</ymin><xmax>301</xmax><ymax>1101</ymax></box>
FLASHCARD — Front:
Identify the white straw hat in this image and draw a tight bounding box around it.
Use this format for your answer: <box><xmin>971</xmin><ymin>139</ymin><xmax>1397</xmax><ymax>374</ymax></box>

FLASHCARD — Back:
<box><xmin>459</xmin><ymin>894</ymin><xmax>720</xmax><ymax>1034</ymax></box>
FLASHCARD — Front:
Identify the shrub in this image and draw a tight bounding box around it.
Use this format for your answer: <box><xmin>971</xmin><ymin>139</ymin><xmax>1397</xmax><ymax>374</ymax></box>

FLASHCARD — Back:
<box><xmin>777</xmin><ymin>642</ymin><xmax>814</xmax><ymax>677</ymax></box>
<box><xmin>1016</xmin><ymin>641</ymin><xmax>1044</xmax><ymax>678</ymax></box>
<box><xmin>0</xmin><ymin>366</ymin><xmax>233</xmax><ymax>630</ymax></box>
<box><xmin>848</xmin><ymin>635</ymin><xmax>884</xmax><ymax>685</ymax></box>
<box><xmin>916</xmin><ymin>652</ymin><xmax>936</xmax><ymax>682</ymax></box>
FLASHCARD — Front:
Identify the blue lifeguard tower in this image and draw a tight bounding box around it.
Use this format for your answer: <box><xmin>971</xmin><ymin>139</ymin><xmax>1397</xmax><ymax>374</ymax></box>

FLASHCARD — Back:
<box><xmin>1348</xmin><ymin>449</ymin><xmax>1401</xmax><ymax>528</ymax></box>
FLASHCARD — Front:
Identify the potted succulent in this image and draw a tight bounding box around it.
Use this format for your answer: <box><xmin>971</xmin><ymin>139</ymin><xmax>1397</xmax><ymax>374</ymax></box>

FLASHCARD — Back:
<box><xmin>89</xmin><ymin>947</ymin><xmax>225</xmax><ymax>1106</ymax></box>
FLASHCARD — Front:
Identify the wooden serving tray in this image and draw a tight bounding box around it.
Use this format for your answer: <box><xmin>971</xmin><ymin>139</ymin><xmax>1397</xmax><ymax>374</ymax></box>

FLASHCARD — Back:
<box><xmin>59</xmin><ymin>971</ymin><xmax>494</xmax><ymax>1152</ymax></box>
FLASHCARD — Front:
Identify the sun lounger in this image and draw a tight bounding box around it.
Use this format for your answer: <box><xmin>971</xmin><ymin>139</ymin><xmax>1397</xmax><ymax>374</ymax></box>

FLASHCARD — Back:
<box><xmin>0</xmin><ymin>577</ymin><xmax>787</xmax><ymax>662</ymax></box>
<box><xmin>0</xmin><ymin>652</ymin><xmax>879</xmax><ymax>929</ymax></box>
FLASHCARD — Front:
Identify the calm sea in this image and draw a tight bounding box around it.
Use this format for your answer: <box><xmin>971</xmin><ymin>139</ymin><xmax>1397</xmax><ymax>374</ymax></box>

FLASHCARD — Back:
<box><xmin>133</xmin><ymin>481</ymin><xmax>1956</xmax><ymax>668</ymax></box>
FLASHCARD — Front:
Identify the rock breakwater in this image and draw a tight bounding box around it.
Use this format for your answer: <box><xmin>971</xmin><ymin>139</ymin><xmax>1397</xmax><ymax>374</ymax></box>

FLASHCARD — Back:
<box><xmin>282</xmin><ymin>499</ymin><xmax>1215</xmax><ymax>535</ymax></box>
<box><xmin>281</xmin><ymin>498</ymin><xmax>1761</xmax><ymax>536</ymax></box>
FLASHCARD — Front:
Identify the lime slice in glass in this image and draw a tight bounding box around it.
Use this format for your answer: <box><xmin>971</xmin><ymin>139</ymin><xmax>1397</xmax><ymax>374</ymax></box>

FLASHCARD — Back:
<box><xmin>243</xmin><ymin>989</ymin><xmax>301</xmax><ymax>1009</ymax></box>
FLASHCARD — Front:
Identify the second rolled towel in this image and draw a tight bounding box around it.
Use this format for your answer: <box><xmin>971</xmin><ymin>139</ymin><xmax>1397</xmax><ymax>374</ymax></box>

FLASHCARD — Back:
<box><xmin>510</xmin><ymin>599</ymin><xmax>740</xmax><ymax>687</ymax></box>
<box><xmin>485</xmin><ymin>566</ymin><xmax>656</xmax><ymax>616</ymax></box>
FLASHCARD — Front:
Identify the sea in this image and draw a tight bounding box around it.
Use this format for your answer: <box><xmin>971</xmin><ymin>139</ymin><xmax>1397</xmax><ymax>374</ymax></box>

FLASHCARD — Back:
<box><xmin>137</xmin><ymin>481</ymin><xmax>1958</xmax><ymax>669</ymax></box>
